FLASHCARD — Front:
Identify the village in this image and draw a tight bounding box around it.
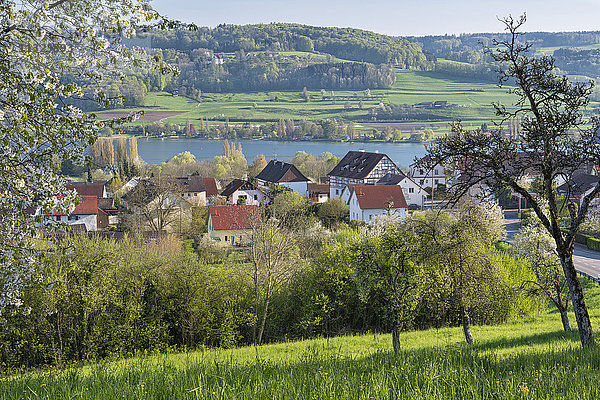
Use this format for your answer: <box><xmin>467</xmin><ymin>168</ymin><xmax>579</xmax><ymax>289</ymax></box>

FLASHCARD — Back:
<box><xmin>32</xmin><ymin>149</ymin><xmax>453</xmax><ymax>244</ymax></box>
<box><xmin>37</xmin><ymin>144</ymin><xmax>600</xmax><ymax>248</ymax></box>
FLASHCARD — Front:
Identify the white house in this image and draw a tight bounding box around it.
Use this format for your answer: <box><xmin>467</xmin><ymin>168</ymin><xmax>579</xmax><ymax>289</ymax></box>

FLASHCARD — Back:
<box><xmin>221</xmin><ymin>179</ymin><xmax>269</xmax><ymax>206</ymax></box>
<box><xmin>256</xmin><ymin>160</ymin><xmax>310</xmax><ymax>196</ymax></box>
<box><xmin>376</xmin><ymin>173</ymin><xmax>427</xmax><ymax>208</ymax></box>
<box><xmin>409</xmin><ymin>157</ymin><xmax>446</xmax><ymax>189</ymax></box>
<box><xmin>46</xmin><ymin>195</ymin><xmax>100</xmax><ymax>231</ymax></box>
<box><xmin>307</xmin><ymin>183</ymin><xmax>330</xmax><ymax>203</ymax></box>
<box><xmin>348</xmin><ymin>185</ymin><xmax>408</xmax><ymax>223</ymax></box>
<box><xmin>328</xmin><ymin>151</ymin><xmax>403</xmax><ymax>199</ymax></box>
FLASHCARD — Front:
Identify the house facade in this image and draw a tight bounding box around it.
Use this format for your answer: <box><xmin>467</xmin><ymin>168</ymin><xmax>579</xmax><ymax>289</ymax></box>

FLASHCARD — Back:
<box><xmin>328</xmin><ymin>151</ymin><xmax>401</xmax><ymax>199</ymax></box>
<box><xmin>221</xmin><ymin>179</ymin><xmax>268</xmax><ymax>206</ymax></box>
<box><xmin>348</xmin><ymin>185</ymin><xmax>408</xmax><ymax>223</ymax></box>
<box><xmin>409</xmin><ymin>160</ymin><xmax>446</xmax><ymax>189</ymax></box>
<box><xmin>307</xmin><ymin>183</ymin><xmax>330</xmax><ymax>203</ymax></box>
<box><xmin>376</xmin><ymin>173</ymin><xmax>426</xmax><ymax>208</ymax></box>
<box><xmin>47</xmin><ymin>195</ymin><xmax>100</xmax><ymax>231</ymax></box>
<box><xmin>208</xmin><ymin>205</ymin><xmax>261</xmax><ymax>246</ymax></box>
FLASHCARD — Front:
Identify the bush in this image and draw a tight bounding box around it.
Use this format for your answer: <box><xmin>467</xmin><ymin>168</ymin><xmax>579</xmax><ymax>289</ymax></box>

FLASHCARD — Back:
<box><xmin>576</xmin><ymin>232</ymin><xmax>592</xmax><ymax>245</ymax></box>
<box><xmin>587</xmin><ymin>237</ymin><xmax>600</xmax><ymax>251</ymax></box>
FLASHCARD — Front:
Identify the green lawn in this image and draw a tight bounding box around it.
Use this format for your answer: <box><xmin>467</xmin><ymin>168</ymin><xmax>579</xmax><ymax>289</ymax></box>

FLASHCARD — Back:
<box><xmin>3</xmin><ymin>279</ymin><xmax>600</xmax><ymax>399</ymax></box>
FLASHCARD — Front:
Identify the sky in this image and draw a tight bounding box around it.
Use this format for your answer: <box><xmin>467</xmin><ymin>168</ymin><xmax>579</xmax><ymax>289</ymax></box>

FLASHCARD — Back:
<box><xmin>150</xmin><ymin>0</ymin><xmax>600</xmax><ymax>36</ymax></box>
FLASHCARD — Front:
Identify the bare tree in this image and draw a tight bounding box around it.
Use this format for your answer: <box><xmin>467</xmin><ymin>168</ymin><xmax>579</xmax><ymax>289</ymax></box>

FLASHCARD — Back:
<box><xmin>251</xmin><ymin>219</ymin><xmax>299</xmax><ymax>345</ymax></box>
<box><xmin>425</xmin><ymin>15</ymin><xmax>600</xmax><ymax>347</ymax></box>
<box><xmin>125</xmin><ymin>177</ymin><xmax>187</xmax><ymax>232</ymax></box>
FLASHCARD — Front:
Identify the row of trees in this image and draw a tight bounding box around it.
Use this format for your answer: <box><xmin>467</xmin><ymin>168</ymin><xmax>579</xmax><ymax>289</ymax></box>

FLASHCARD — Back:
<box><xmin>125</xmin><ymin>118</ymin><xmax>359</xmax><ymax>141</ymax></box>
<box><xmin>0</xmin><ymin>202</ymin><xmax>541</xmax><ymax>367</ymax></box>
<box><xmin>175</xmin><ymin>58</ymin><xmax>396</xmax><ymax>93</ymax></box>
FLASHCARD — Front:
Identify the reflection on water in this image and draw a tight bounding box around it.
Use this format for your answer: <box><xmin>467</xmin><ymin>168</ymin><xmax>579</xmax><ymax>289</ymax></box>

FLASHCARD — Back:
<box><xmin>137</xmin><ymin>138</ymin><xmax>427</xmax><ymax>169</ymax></box>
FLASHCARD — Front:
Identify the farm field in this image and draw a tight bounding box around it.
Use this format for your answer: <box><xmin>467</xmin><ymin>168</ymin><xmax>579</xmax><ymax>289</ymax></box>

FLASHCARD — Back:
<box><xmin>97</xmin><ymin>69</ymin><xmax>518</xmax><ymax>128</ymax></box>
<box><xmin>3</xmin><ymin>280</ymin><xmax>600</xmax><ymax>399</ymax></box>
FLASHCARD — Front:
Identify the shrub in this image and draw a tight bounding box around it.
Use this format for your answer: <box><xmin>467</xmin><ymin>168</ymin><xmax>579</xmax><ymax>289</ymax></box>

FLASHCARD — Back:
<box><xmin>587</xmin><ymin>237</ymin><xmax>600</xmax><ymax>251</ymax></box>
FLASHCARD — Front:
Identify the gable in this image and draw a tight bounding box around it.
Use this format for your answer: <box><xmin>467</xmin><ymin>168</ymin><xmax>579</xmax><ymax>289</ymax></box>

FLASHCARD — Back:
<box><xmin>256</xmin><ymin>160</ymin><xmax>309</xmax><ymax>183</ymax></box>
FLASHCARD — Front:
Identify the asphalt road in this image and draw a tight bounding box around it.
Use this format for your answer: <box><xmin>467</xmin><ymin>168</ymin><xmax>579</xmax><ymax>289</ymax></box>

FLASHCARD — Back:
<box><xmin>503</xmin><ymin>209</ymin><xmax>600</xmax><ymax>282</ymax></box>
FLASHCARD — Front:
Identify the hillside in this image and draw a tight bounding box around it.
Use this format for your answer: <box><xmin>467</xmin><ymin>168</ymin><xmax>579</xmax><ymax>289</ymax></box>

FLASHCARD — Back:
<box><xmin>4</xmin><ymin>279</ymin><xmax>600</xmax><ymax>399</ymax></box>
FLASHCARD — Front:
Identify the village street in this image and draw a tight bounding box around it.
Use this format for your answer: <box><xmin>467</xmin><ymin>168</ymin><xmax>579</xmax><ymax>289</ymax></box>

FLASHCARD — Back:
<box><xmin>503</xmin><ymin>209</ymin><xmax>600</xmax><ymax>283</ymax></box>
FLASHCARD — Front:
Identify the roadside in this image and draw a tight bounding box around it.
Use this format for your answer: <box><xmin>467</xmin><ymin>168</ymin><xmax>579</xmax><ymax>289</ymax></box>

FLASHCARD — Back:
<box><xmin>503</xmin><ymin>209</ymin><xmax>600</xmax><ymax>283</ymax></box>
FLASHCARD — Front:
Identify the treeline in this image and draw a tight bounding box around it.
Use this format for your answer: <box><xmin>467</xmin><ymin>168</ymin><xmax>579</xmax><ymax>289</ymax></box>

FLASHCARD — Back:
<box><xmin>433</xmin><ymin>60</ymin><xmax>497</xmax><ymax>82</ymax></box>
<box><xmin>369</xmin><ymin>103</ymin><xmax>457</xmax><ymax>121</ymax></box>
<box><xmin>124</xmin><ymin>118</ymin><xmax>358</xmax><ymax>141</ymax></box>
<box><xmin>0</xmin><ymin>206</ymin><xmax>540</xmax><ymax>368</ymax></box>
<box><xmin>175</xmin><ymin>58</ymin><xmax>396</xmax><ymax>92</ymax></box>
<box><xmin>413</xmin><ymin>31</ymin><xmax>600</xmax><ymax>59</ymax></box>
<box><xmin>553</xmin><ymin>48</ymin><xmax>600</xmax><ymax>77</ymax></box>
<box><xmin>145</xmin><ymin>23</ymin><xmax>432</xmax><ymax>67</ymax></box>
<box><xmin>411</xmin><ymin>31</ymin><xmax>600</xmax><ymax>79</ymax></box>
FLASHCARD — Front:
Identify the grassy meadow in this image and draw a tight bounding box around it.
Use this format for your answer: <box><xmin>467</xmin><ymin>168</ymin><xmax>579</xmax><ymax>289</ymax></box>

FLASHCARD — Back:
<box><xmin>3</xmin><ymin>279</ymin><xmax>600</xmax><ymax>399</ymax></box>
<box><xmin>99</xmin><ymin>69</ymin><xmax>518</xmax><ymax>129</ymax></box>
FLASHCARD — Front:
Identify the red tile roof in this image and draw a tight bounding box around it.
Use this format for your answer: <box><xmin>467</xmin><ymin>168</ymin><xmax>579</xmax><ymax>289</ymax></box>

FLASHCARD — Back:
<box><xmin>209</xmin><ymin>205</ymin><xmax>261</xmax><ymax>230</ymax></box>
<box><xmin>352</xmin><ymin>185</ymin><xmax>407</xmax><ymax>210</ymax></box>
<box><xmin>51</xmin><ymin>196</ymin><xmax>98</xmax><ymax>216</ymax></box>
<box><xmin>203</xmin><ymin>177</ymin><xmax>219</xmax><ymax>196</ymax></box>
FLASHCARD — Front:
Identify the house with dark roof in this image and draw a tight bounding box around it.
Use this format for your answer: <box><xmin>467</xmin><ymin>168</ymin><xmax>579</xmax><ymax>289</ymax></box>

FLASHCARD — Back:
<box><xmin>348</xmin><ymin>185</ymin><xmax>408</xmax><ymax>223</ymax></box>
<box><xmin>256</xmin><ymin>160</ymin><xmax>310</xmax><ymax>196</ymax></box>
<box><xmin>221</xmin><ymin>179</ymin><xmax>268</xmax><ymax>206</ymax></box>
<box><xmin>203</xmin><ymin>177</ymin><xmax>219</xmax><ymax>198</ymax></box>
<box><xmin>208</xmin><ymin>205</ymin><xmax>261</xmax><ymax>246</ymax></box>
<box><xmin>66</xmin><ymin>182</ymin><xmax>108</xmax><ymax>198</ymax></box>
<box><xmin>328</xmin><ymin>151</ymin><xmax>401</xmax><ymax>199</ymax></box>
<box><xmin>557</xmin><ymin>174</ymin><xmax>600</xmax><ymax>207</ymax></box>
<box><xmin>307</xmin><ymin>183</ymin><xmax>330</xmax><ymax>203</ymax></box>
<box><xmin>171</xmin><ymin>176</ymin><xmax>207</xmax><ymax>206</ymax></box>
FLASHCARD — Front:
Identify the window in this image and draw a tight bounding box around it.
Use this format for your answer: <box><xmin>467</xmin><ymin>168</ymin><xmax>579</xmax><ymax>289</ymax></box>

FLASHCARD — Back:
<box><xmin>254</xmin><ymin>195</ymin><xmax>258</xmax><ymax>200</ymax></box>
<box><xmin>369</xmin><ymin>215</ymin><xmax>372</xmax><ymax>220</ymax></box>
<box><xmin>224</xmin><ymin>236</ymin><xmax>228</xmax><ymax>242</ymax></box>
<box><xmin>409</xmin><ymin>187</ymin><xmax>414</xmax><ymax>193</ymax></box>
<box><xmin>434</xmin><ymin>179</ymin><xmax>439</xmax><ymax>184</ymax></box>
<box><xmin>419</xmin><ymin>180</ymin><xmax>424</xmax><ymax>185</ymax></box>
<box><xmin>434</xmin><ymin>169</ymin><xmax>439</xmax><ymax>175</ymax></box>
<box><xmin>68</xmin><ymin>215</ymin><xmax>79</xmax><ymax>221</ymax></box>
<box><xmin>55</xmin><ymin>215</ymin><xmax>61</xmax><ymax>221</ymax></box>
<box><xmin>336</xmin><ymin>189</ymin><xmax>339</xmax><ymax>195</ymax></box>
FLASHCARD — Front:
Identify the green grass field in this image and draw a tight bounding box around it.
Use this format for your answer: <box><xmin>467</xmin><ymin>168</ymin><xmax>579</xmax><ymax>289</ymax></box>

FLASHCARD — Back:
<box><xmin>3</xmin><ymin>279</ymin><xmax>600</xmax><ymax>399</ymax></box>
<box><xmin>99</xmin><ymin>68</ymin><xmax>520</xmax><ymax>128</ymax></box>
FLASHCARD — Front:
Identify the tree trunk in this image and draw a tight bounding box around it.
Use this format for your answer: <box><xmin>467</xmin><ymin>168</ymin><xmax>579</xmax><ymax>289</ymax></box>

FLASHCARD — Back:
<box><xmin>560</xmin><ymin>254</ymin><xmax>594</xmax><ymax>346</ymax></box>
<box><xmin>555</xmin><ymin>281</ymin><xmax>571</xmax><ymax>332</ymax></box>
<box><xmin>560</xmin><ymin>307</ymin><xmax>571</xmax><ymax>332</ymax></box>
<box><xmin>391</xmin><ymin>325</ymin><xmax>401</xmax><ymax>355</ymax></box>
<box><xmin>462</xmin><ymin>307</ymin><xmax>474</xmax><ymax>344</ymax></box>
<box><xmin>257</xmin><ymin>296</ymin><xmax>270</xmax><ymax>346</ymax></box>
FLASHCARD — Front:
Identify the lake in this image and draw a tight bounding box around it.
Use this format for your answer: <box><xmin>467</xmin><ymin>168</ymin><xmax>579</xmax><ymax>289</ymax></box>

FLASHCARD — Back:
<box><xmin>137</xmin><ymin>138</ymin><xmax>427</xmax><ymax>169</ymax></box>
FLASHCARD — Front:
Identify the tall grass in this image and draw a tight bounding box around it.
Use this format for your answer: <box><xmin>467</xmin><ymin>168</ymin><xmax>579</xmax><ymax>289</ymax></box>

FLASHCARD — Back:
<box><xmin>3</xmin><ymin>280</ymin><xmax>600</xmax><ymax>399</ymax></box>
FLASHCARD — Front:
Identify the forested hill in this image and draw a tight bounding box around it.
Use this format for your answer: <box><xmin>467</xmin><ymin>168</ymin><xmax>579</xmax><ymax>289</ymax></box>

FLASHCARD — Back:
<box><xmin>147</xmin><ymin>23</ymin><xmax>432</xmax><ymax>67</ymax></box>
<box><xmin>407</xmin><ymin>31</ymin><xmax>600</xmax><ymax>78</ymax></box>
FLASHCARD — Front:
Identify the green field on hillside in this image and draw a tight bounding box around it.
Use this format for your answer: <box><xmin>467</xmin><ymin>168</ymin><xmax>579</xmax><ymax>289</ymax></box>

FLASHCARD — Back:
<box><xmin>3</xmin><ymin>279</ymin><xmax>600</xmax><ymax>399</ymax></box>
<box><xmin>99</xmin><ymin>69</ymin><xmax>519</xmax><ymax>127</ymax></box>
